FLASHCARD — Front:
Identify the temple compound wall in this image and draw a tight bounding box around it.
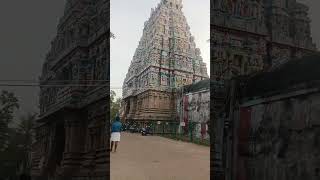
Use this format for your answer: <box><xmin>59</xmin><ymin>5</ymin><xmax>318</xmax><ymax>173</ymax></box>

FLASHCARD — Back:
<box><xmin>122</xmin><ymin>0</ymin><xmax>209</xmax><ymax>123</ymax></box>
<box><xmin>212</xmin><ymin>0</ymin><xmax>317</xmax><ymax>80</ymax></box>
<box><xmin>31</xmin><ymin>0</ymin><xmax>109</xmax><ymax>179</ymax></box>
<box><xmin>176</xmin><ymin>79</ymin><xmax>210</xmax><ymax>140</ymax></box>
<box><xmin>211</xmin><ymin>1</ymin><xmax>318</xmax><ymax>178</ymax></box>
<box><xmin>235</xmin><ymin>93</ymin><xmax>320</xmax><ymax>180</ymax></box>
<box><xmin>215</xmin><ymin>54</ymin><xmax>320</xmax><ymax>180</ymax></box>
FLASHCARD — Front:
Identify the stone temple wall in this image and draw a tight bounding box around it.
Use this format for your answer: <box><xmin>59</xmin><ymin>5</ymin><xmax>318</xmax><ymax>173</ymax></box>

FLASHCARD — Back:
<box><xmin>235</xmin><ymin>93</ymin><xmax>320</xmax><ymax>180</ymax></box>
<box><xmin>176</xmin><ymin>83</ymin><xmax>210</xmax><ymax>140</ymax></box>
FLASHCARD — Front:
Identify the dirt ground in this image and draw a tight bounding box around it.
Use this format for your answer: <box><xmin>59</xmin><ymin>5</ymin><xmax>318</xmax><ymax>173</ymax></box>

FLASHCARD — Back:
<box><xmin>110</xmin><ymin>132</ymin><xmax>210</xmax><ymax>180</ymax></box>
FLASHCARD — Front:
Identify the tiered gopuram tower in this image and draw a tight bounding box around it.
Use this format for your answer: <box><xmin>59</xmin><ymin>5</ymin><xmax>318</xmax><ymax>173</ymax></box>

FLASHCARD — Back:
<box><xmin>122</xmin><ymin>0</ymin><xmax>208</xmax><ymax>122</ymax></box>
<box><xmin>31</xmin><ymin>0</ymin><xmax>109</xmax><ymax>179</ymax></box>
<box><xmin>211</xmin><ymin>1</ymin><xmax>317</xmax><ymax>179</ymax></box>
<box><xmin>212</xmin><ymin>0</ymin><xmax>317</xmax><ymax>80</ymax></box>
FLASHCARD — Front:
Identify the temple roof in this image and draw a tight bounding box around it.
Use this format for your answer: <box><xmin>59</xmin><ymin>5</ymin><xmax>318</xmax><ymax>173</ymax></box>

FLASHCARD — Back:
<box><xmin>182</xmin><ymin>79</ymin><xmax>210</xmax><ymax>94</ymax></box>
<box><xmin>244</xmin><ymin>53</ymin><xmax>320</xmax><ymax>97</ymax></box>
<box><xmin>162</xmin><ymin>0</ymin><xmax>182</xmax><ymax>4</ymax></box>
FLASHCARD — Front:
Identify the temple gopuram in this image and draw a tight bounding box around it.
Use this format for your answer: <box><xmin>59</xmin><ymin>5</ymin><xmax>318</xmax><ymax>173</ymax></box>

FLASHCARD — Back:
<box><xmin>122</xmin><ymin>0</ymin><xmax>209</xmax><ymax>123</ymax></box>
<box><xmin>211</xmin><ymin>0</ymin><xmax>317</xmax><ymax>179</ymax></box>
<box><xmin>31</xmin><ymin>0</ymin><xmax>109</xmax><ymax>179</ymax></box>
<box><xmin>212</xmin><ymin>0</ymin><xmax>317</xmax><ymax>80</ymax></box>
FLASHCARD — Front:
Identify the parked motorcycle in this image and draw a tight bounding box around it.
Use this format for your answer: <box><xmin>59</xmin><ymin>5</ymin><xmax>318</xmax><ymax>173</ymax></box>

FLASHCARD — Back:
<box><xmin>129</xmin><ymin>126</ymin><xmax>139</xmax><ymax>133</ymax></box>
<box><xmin>141</xmin><ymin>126</ymin><xmax>153</xmax><ymax>136</ymax></box>
<box><xmin>121</xmin><ymin>125</ymin><xmax>127</xmax><ymax>131</ymax></box>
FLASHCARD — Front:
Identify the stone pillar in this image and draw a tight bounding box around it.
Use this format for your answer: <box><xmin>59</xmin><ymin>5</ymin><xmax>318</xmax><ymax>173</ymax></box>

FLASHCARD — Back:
<box><xmin>127</xmin><ymin>97</ymin><xmax>137</xmax><ymax>120</ymax></box>
<box><xmin>62</xmin><ymin>111</ymin><xmax>85</xmax><ymax>170</ymax></box>
<box><xmin>159</xmin><ymin>94</ymin><xmax>162</xmax><ymax>110</ymax></box>
<box><xmin>64</xmin><ymin>123</ymin><xmax>71</xmax><ymax>153</ymax></box>
<box><xmin>147</xmin><ymin>93</ymin><xmax>151</xmax><ymax>111</ymax></box>
<box><xmin>166</xmin><ymin>96</ymin><xmax>170</xmax><ymax>109</ymax></box>
<box><xmin>153</xmin><ymin>94</ymin><xmax>156</xmax><ymax>109</ymax></box>
<box><xmin>155</xmin><ymin>95</ymin><xmax>159</xmax><ymax>109</ymax></box>
<box><xmin>141</xmin><ymin>96</ymin><xmax>144</xmax><ymax>111</ymax></box>
<box><xmin>65</xmin><ymin>119</ymin><xmax>82</xmax><ymax>153</ymax></box>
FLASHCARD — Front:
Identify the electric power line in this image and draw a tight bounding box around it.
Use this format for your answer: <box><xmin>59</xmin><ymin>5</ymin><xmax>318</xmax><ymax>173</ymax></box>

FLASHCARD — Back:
<box><xmin>0</xmin><ymin>79</ymin><xmax>110</xmax><ymax>87</ymax></box>
<box><xmin>0</xmin><ymin>83</ymin><xmax>122</xmax><ymax>88</ymax></box>
<box><xmin>0</xmin><ymin>80</ymin><xmax>109</xmax><ymax>82</ymax></box>
<box><xmin>0</xmin><ymin>84</ymin><xmax>109</xmax><ymax>87</ymax></box>
<box><xmin>0</xmin><ymin>80</ymin><xmax>181</xmax><ymax>91</ymax></box>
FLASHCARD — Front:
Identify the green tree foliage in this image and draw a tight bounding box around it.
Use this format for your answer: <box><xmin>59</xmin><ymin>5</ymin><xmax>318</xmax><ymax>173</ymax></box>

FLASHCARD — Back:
<box><xmin>0</xmin><ymin>128</ymin><xmax>25</xmax><ymax>179</ymax></box>
<box><xmin>0</xmin><ymin>90</ymin><xmax>19</xmax><ymax>151</ymax></box>
<box><xmin>17</xmin><ymin>113</ymin><xmax>36</xmax><ymax>145</ymax></box>
<box><xmin>0</xmin><ymin>90</ymin><xmax>19</xmax><ymax>125</ymax></box>
<box><xmin>110</xmin><ymin>90</ymin><xmax>116</xmax><ymax>103</ymax></box>
<box><xmin>0</xmin><ymin>113</ymin><xmax>37</xmax><ymax>178</ymax></box>
<box><xmin>110</xmin><ymin>90</ymin><xmax>121</xmax><ymax>121</ymax></box>
<box><xmin>16</xmin><ymin>113</ymin><xmax>37</xmax><ymax>174</ymax></box>
<box><xmin>0</xmin><ymin>90</ymin><xmax>21</xmax><ymax>178</ymax></box>
<box><xmin>110</xmin><ymin>31</ymin><xmax>115</xmax><ymax>39</ymax></box>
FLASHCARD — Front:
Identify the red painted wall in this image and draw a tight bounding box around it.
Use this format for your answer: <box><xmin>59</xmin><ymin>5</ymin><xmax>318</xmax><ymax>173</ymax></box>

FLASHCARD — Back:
<box><xmin>237</xmin><ymin>107</ymin><xmax>252</xmax><ymax>180</ymax></box>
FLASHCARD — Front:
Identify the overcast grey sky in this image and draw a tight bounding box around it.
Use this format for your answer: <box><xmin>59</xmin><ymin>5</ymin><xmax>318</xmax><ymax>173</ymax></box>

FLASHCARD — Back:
<box><xmin>0</xmin><ymin>0</ymin><xmax>318</xmax><ymax>120</ymax></box>
<box><xmin>110</xmin><ymin>0</ymin><xmax>210</xmax><ymax>98</ymax></box>
<box><xmin>298</xmin><ymin>0</ymin><xmax>320</xmax><ymax>48</ymax></box>
<box><xmin>0</xmin><ymin>0</ymin><xmax>64</xmax><ymax>120</ymax></box>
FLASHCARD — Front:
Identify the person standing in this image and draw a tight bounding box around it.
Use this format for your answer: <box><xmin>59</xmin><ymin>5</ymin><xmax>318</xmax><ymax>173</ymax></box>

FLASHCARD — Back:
<box><xmin>110</xmin><ymin>116</ymin><xmax>122</xmax><ymax>152</ymax></box>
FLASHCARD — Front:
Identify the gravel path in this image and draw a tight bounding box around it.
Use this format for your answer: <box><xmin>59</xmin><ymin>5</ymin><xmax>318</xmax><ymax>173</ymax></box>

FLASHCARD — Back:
<box><xmin>111</xmin><ymin>132</ymin><xmax>210</xmax><ymax>180</ymax></box>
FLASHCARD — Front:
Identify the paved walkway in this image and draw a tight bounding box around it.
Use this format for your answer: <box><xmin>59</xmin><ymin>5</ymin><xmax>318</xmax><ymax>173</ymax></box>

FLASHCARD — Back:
<box><xmin>111</xmin><ymin>132</ymin><xmax>209</xmax><ymax>180</ymax></box>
